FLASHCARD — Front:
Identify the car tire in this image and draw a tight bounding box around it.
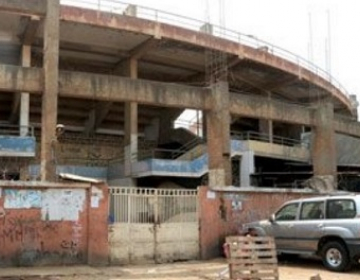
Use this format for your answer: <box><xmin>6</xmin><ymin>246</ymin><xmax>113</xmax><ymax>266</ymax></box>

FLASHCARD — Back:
<box><xmin>321</xmin><ymin>241</ymin><xmax>351</xmax><ymax>272</ymax></box>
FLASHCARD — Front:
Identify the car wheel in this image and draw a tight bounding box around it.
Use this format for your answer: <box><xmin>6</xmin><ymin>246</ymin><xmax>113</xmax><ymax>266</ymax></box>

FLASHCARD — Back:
<box><xmin>321</xmin><ymin>241</ymin><xmax>350</xmax><ymax>272</ymax></box>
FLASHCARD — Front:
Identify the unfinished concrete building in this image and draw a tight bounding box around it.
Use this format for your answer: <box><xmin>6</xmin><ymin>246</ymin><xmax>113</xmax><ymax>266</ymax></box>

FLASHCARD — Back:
<box><xmin>1</xmin><ymin>0</ymin><xmax>360</xmax><ymax>191</ymax></box>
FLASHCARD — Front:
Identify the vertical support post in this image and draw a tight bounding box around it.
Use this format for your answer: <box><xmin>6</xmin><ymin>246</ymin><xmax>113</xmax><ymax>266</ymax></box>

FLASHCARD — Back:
<box><xmin>124</xmin><ymin>59</ymin><xmax>138</xmax><ymax>186</ymax></box>
<box><xmin>20</xmin><ymin>45</ymin><xmax>31</xmax><ymax>137</ymax></box>
<box><xmin>207</xmin><ymin>82</ymin><xmax>231</xmax><ymax>187</ymax></box>
<box><xmin>312</xmin><ymin>100</ymin><xmax>337</xmax><ymax>188</ymax></box>
<box><xmin>259</xmin><ymin>119</ymin><xmax>273</xmax><ymax>143</ymax></box>
<box><xmin>202</xmin><ymin>111</ymin><xmax>207</xmax><ymax>139</ymax></box>
<box><xmin>259</xmin><ymin>92</ymin><xmax>273</xmax><ymax>143</ymax></box>
<box><xmin>41</xmin><ymin>0</ymin><xmax>60</xmax><ymax>181</ymax></box>
<box><xmin>240</xmin><ymin>151</ymin><xmax>255</xmax><ymax>187</ymax></box>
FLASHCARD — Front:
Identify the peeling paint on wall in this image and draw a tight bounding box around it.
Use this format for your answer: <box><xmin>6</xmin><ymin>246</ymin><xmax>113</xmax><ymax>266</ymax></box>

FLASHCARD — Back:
<box><xmin>4</xmin><ymin>189</ymin><xmax>42</xmax><ymax>209</ymax></box>
<box><xmin>41</xmin><ymin>189</ymin><xmax>85</xmax><ymax>221</ymax></box>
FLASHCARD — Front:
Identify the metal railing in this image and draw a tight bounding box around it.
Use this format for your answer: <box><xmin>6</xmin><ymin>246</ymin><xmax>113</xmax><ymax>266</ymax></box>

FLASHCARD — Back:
<box><xmin>0</xmin><ymin>124</ymin><xmax>34</xmax><ymax>137</ymax></box>
<box><xmin>231</xmin><ymin>131</ymin><xmax>304</xmax><ymax>147</ymax></box>
<box><xmin>61</xmin><ymin>0</ymin><xmax>351</xmax><ymax>102</ymax></box>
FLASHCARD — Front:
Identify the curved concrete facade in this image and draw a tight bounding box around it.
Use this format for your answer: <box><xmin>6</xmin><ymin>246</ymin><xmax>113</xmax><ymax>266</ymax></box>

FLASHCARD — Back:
<box><xmin>0</xmin><ymin>0</ymin><xmax>360</xmax><ymax>191</ymax></box>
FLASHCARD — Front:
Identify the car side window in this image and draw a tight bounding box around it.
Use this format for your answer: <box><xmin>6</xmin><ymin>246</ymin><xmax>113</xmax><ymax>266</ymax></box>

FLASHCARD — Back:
<box><xmin>326</xmin><ymin>199</ymin><xmax>356</xmax><ymax>219</ymax></box>
<box><xmin>275</xmin><ymin>203</ymin><xmax>299</xmax><ymax>221</ymax></box>
<box><xmin>300</xmin><ymin>201</ymin><xmax>324</xmax><ymax>220</ymax></box>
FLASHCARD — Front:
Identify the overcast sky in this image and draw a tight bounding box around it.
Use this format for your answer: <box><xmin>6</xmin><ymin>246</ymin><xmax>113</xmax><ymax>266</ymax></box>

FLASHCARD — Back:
<box><xmin>114</xmin><ymin>0</ymin><xmax>359</xmax><ymax>104</ymax></box>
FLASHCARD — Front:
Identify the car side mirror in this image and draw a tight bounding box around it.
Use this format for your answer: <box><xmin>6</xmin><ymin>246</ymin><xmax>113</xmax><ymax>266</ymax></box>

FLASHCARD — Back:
<box><xmin>269</xmin><ymin>214</ymin><xmax>276</xmax><ymax>223</ymax></box>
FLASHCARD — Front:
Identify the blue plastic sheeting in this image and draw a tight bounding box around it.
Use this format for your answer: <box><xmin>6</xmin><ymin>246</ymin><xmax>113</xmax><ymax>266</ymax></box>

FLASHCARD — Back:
<box><xmin>0</xmin><ymin>136</ymin><xmax>36</xmax><ymax>156</ymax></box>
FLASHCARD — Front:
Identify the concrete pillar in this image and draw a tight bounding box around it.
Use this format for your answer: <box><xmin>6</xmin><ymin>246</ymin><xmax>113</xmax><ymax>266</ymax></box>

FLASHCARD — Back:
<box><xmin>19</xmin><ymin>47</ymin><xmax>30</xmax><ymax>182</ymax></box>
<box><xmin>207</xmin><ymin>82</ymin><xmax>231</xmax><ymax>187</ymax></box>
<box><xmin>202</xmin><ymin>111</ymin><xmax>207</xmax><ymax>139</ymax></box>
<box><xmin>124</xmin><ymin>59</ymin><xmax>138</xmax><ymax>185</ymax></box>
<box><xmin>240</xmin><ymin>151</ymin><xmax>255</xmax><ymax>187</ymax></box>
<box><xmin>312</xmin><ymin>101</ymin><xmax>336</xmax><ymax>183</ymax></box>
<box><xmin>20</xmin><ymin>45</ymin><xmax>31</xmax><ymax>137</ymax></box>
<box><xmin>259</xmin><ymin>119</ymin><xmax>273</xmax><ymax>143</ymax></box>
<box><xmin>259</xmin><ymin>92</ymin><xmax>273</xmax><ymax>142</ymax></box>
<box><xmin>41</xmin><ymin>0</ymin><xmax>60</xmax><ymax>181</ymax></box>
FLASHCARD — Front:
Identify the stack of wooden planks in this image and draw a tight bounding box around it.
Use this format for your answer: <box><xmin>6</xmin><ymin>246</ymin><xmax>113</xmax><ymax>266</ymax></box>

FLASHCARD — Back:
<box><xmin>225</xmin><ymin>236</ymin><xmax>279</xmax><ymax>280</ymax></box>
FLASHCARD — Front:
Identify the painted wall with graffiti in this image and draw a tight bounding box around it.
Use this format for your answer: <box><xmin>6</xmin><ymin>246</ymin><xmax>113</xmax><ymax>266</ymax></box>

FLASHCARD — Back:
<box><xmin>0</xmin><ymin>183</ymin><xmax>109</xmax><ymax>267</ymax></box>
<box><xmin>198</xmin><ymin>186</ymin><xmax>317</xmax><ymax>260</ymax></box>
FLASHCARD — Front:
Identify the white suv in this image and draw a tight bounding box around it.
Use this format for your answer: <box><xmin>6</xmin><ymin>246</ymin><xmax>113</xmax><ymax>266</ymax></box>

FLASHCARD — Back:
<box><xmin>244</xmin><ymin>194</ymin><xmax>360</xmax><ymax>271</ymax></box>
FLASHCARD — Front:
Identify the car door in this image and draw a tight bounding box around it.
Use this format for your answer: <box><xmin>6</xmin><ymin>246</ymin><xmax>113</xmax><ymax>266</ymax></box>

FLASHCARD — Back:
<box><xmin>271</xmin><ymin>202</ymin><xmax>300</xmax><ymax>251</ymax></box>
<box><xmin>293</xmin><ymin>200</ymin><xmax>325</xmax><ymax>253</ymax></box>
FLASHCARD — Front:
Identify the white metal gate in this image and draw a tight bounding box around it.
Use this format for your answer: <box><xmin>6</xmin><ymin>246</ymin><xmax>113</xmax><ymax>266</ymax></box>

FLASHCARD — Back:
<box><xmin>109</xmin><ymin>187</ymin><xmax>199</xmax><ymax>264</ymax></box>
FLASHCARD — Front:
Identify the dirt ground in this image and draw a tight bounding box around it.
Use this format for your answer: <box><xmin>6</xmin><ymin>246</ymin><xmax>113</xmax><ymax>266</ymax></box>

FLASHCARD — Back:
<box><xmin>0</xmin><ymin>258</ymin><xmax>359</xmax><ymax>280</ymax></box>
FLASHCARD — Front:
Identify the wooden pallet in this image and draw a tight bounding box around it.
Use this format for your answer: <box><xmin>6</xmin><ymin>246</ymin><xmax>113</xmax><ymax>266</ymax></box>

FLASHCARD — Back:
<box><xmin>226</xmin><ymin>236</ymin><xmax>279</xmax><ymax>280</ymax></box>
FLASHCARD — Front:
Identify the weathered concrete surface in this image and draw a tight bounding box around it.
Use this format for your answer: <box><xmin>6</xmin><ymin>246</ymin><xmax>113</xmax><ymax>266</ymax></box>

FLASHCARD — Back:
<box><xmin>59</xmin><ymin>70</ymin><xmax>210</xmax><ymax>109</ymax></box>
<box><xmin>123</xmin><ymin>58</ymin><xmax>138</xmax><ymax>184</ymax></box>
<box><xmin>230</xmin><ymin>93</ymin><xmax>314</xmax><ymax>126</ymax></box>
<box><xmin>59</xmin><ymin>5</ymin><xmax>353</xmax><ymax>112</ymax></box>
<box><xmin>312</xmin><ymin>101</ymin><xmax>336</xmax><ymax>178</ymax></box>
<box><xmin>41</xmin><ymin>0</ymin><xmax>59</xmax><ymax>182</ymax></box>
<box><xmin>207</xmin><ymin>82</ymin><xmax>232</xmax><ymax>187</ymax></box>
<box><xmin>0</xmin><ymin>64</ymin><xmax>210</xmax><ymax>109</ymax></box>
<box><xmin>247</xmin><ymin>140</ymin><xmax>310</xmax><ymax>162</ymax></box>
<box><xmin>0</xmin><ymin>64</ymin><xmax>42</xmax><ymax>93</ymax></box>
<box><xmin>334</xmin><ymin>116</ymin><xmax>360</xmax><ymax>137</ymax></box>
<box><xmin>0</xmin><ymin>0</ymin><xmax>45</xmax><ymax>16</ymax></box>
<box><xmin>2</xmin><ymin>63</ymin><xmax>360</xmax><ymax>139</ymax></box>
<box><xmin>19</xmin><ymin>46</ymin><xmax>31</xmax><ymax>136</ymax></box>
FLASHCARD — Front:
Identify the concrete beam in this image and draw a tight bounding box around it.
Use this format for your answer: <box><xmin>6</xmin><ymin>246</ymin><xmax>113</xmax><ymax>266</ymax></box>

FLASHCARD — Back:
<box><xmin>0</xmin><ymin>0</ymin><xmax>45</xmax><ymax>16</ymax></box>
<box><xmin>0</xmin><ymin>64</ymin><xmax>42</xmax><ymax>93</ymax></box>
<box><xmin>22</xmin><ymin>16</ymin><xmax>41</xmax><ymax>45</ymax></box>
<box><xmin>4</xmin><ymin>64</ymin><xmax>360</xmax><ymax>138</ymax></box>
<box><xmin>262</xmin><ymin>75</ymin><xmax>298</xmax><ymax>91</ymax></box>
<box><xmin>231</xmin><ymin>71</ymin><xmax>298</xmax><ymax>99</ymax></box>
<box><xmin>114</xmin><ymin>38</ymin><xmax>157</xmax><ymax>73</ymax></box>
<box><xmin>230</xmin><ymin>93</ymin><xmax>314</xmax><ymax>126</ymax></box>
<box><xmin>83</xmin><ymin>101</ymin><xmax>113</xmax><ymax>136</ymax></box>
<box><xmin>59</xmin><ymin>6</ymin><xmax>353</xmax><ymax>113</ymax></box>
<box><xmin>334</xmin><ymin>117</ymin><xmax>360</xmax><ymax>138</ymax></box>
<box><xmin>0</xmin><ymin>64</ymin><xmax>210</xmax><ymax>108</ymax></box>
<box><xmin>58</xmin><ymin>70</ymin><xmax>210</xmax><ymax>109</ymax></box>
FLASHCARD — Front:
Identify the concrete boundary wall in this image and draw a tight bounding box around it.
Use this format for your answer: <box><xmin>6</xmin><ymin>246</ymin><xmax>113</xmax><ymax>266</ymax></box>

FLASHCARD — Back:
<box><xmin>0</xmin><ymin>181</ymin><xmax>108</xmax><ymax>267</ymax></box>
<box><xmin>198</xmin><ymin>186</ymin><xmax>317</xmax><ymax>259</ymax></box>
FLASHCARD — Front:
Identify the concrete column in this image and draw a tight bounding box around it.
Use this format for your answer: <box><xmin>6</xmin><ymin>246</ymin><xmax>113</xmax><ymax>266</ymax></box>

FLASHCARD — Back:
<box><xmin>202</xmin><ymin>111</ymin><xmax>207</xmax><ymax>139</ymax></box>
<box><xmin>207</xmin><ymin>82</ymin><xmax>231</xmax><ymax>187</ymax></box>
<box><xmin>20</xmin><ymin>45</ymin><xmax>31</xmax><ymax>137</ymax></box>
<box><xmin>124</xmin><ymin>59</ymin><xmax>138</xmax><ymax>185</ymax></box>
<box><xmin>259</xmin><ymin>92</ymin><xmax>273</xmax><ymax>142</ymax></box>
<box><xmin>259</xmin><ymin>119</ymin><xmax>273</xmax><ymax>143</ymax></box>
<box><xmin>40</xmin><ymin>0</ymin><xmax>60</xmax><ymax>181</ymax></box>
<box><xmin>240</xmin><ymin>151</ymin><xmax>255</xmax><ymax>187</ymax></box>
<box><xmin>312</xmin><ymin>101</ymin><xmax>336</xmax><ymax>183</ymax></box>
